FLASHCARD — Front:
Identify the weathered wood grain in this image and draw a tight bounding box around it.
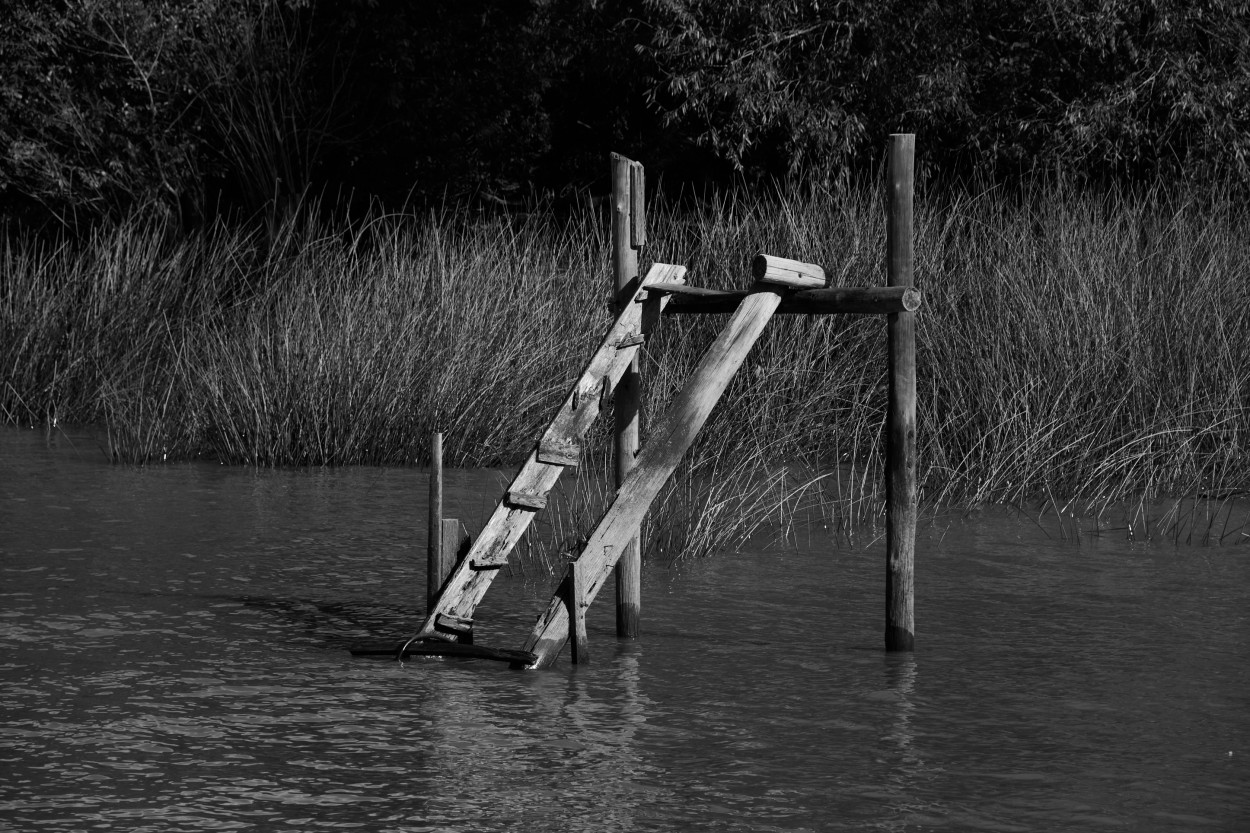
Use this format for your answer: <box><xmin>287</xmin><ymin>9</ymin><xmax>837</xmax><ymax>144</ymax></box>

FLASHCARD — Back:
<box><xmin>629</xmin><ymin>160</ymin><xmax>647</xmax><ymax>249</ymax></box>
<box><xmin>404</xmin><ymin>262</ymin><xmax>686</xmax><ymax>645</ymax></box>
<box><xmin>751</xmin><ymin>253</ymin><xmax>827</xmax><ymax>288</ymax></box>
<box><xmin>505</xmin><ymin>489</ymin><xmax>548</xmax><ymax>510</ymax></box>
<box><xmin>885</xmin><ymin>134</ymin><xmax>917</xmax><ymax>652</ymax></box>
<box><xmin>565</xmin><ymin>560</ymin><xmax>589</xmax><ymax>664</ymax></box>
<box><xmin>519</xmin><ymin>287</ymin><xmax>785</xmax><ymax>668</ymax></box>
<box><xmin>433</xmin><ymin>517</ymin><xmax>469</xmax><ymax>604</ymax></box>
<box><xmin>613</xmin><ymin>152</ymin><xmax>644</xmax><ymax>640</ymax></box>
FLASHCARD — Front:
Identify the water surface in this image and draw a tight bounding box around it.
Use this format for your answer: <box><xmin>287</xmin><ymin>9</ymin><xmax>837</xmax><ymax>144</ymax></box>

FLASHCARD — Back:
<box><xmin>2</xmin><ymin>426</ymin><xmax>1247</xmax><ymax>831</ymax></box>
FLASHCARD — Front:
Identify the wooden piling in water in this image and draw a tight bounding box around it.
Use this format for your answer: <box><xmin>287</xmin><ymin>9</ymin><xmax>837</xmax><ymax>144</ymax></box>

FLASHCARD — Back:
<box><xmin>374</xmin><ymin>148</ymin><xmax>926</xmax><ymax>670</ymax></box>
<box><xmin>564</xmin><ymin>559</ymin><xmax>590</xmax><ymax>664</ymax></box>
<box><xmin>611</xmin><ymin>152</ymin><xmax>643</xmax><ymax>641</ymax></box>
<box><xmin>427</xmin><ymin>432</ymin><xmax>443</xmax><ymax>614</ymax></box>
<box><xmin>885</xmin><ymin>134</ymin><xmax>917</xmax><ymax>652</ymax></box>
<box><xmin>438</xmin><ymin>518</ymin><xmax>471</xmax><ymax>642</ymax></box>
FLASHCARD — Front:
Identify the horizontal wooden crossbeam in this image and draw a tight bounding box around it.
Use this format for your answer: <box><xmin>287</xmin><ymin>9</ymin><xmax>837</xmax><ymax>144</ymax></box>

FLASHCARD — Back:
<box><xmin>649</xmin><ymin>282</ymin><xmax>921</xmax><ymax>315</ymax></box>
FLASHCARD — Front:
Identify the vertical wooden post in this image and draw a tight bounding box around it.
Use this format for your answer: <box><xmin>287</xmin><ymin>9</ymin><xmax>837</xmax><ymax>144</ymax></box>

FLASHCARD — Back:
<box><xmin>611</xmin><ymin>152</ymin><xmax>642</xmax><ymax>639</ymax></box>
<box><xmin>885</xmin><ymin>134</ymin><xmax>917</xmax><ymax>652</ymax></box>
<box><xmin>426</xmin><ymin>431</ymin><xmax>443</xmax><ymax>614</ymax></box>
<box><xmin>438</xmin><ymin>518</ymin><xmax>470</xmax><ymax>642</ymax></box>
<box><xmin>564</xmin><ymin>559</ymin><xmax>590</xmax><ymax>664</ymax></box>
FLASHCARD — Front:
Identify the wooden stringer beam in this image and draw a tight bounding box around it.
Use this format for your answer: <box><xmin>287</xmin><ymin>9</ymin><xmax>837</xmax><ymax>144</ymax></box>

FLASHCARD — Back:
<box><xmin>518</xmin><ymin>284</ymin><xmax>787</xmax><ymax>669</ymax></box>
<box><xmin>403</xmin><ymin>263</ymin><xmax>687</xmax><ymax>646</ymax></box>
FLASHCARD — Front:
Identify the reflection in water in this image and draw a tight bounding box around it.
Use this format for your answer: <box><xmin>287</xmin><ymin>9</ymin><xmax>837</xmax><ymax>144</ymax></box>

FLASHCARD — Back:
<box><xmin>2</xmin><ymin>426</ymin><xmax>1248</xmax><ymax>831</ymax></box>
<box><xmin>882</xmin><ymin>655</ymin><xmax>935</xmax><ymax>830</ymax></box>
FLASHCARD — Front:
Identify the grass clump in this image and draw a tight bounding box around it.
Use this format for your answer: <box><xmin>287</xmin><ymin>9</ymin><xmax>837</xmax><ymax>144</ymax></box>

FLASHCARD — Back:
<box><xmin>3</xmin><ymin>180</ymin><xmax>1248</xmax><ymax>559</ymax></box>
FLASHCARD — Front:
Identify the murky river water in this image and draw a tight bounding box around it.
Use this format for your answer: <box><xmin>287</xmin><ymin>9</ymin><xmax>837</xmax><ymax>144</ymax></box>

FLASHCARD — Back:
<box><xmin>2</xmin><ymin>426</ymin><xmax>1247</xmax><ymax>831</ymax></box>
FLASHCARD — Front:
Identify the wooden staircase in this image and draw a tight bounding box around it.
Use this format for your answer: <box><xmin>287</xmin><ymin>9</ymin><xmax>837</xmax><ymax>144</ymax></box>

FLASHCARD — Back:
<box><xmin>397</xmin><ymin>261</ymin><xmax>688</xmax><ymax>653</ymax></box>
<box><xmin>378</xmin><ymin>256</ymin><xmax>822</xmax><ymax>668</ymax></box>
<box><xmin>352</xmin><ymin>140</ymin><xmax>922</xmax><ymax>670</ymax></box>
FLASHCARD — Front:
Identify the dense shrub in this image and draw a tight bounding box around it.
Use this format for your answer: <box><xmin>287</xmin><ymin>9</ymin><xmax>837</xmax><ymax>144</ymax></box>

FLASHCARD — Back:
<box><xmin>642</xmin><ymin>0</ymin><xmax>1250</xmax><ymax>187</ymax></box>
<box><xmin>2</xmin><ymin>1</ymin><xmax>1247</xmax><ymax>228</ymax></box>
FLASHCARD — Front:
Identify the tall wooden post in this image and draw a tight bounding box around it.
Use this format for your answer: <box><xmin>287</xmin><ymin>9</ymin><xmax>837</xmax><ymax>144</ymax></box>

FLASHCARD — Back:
<box><xmin>885</xmin><ymin>134</ymin><xmax>917</xmax><ymax>651</ymax></box>
<box><xmin>611</xmin><ymin>152</ymin><xmax>644</xmax><ymax>639</ymax></box>
<box><xmin>427</xmin><ymin>432</ymin><xmax>444</xmax><ymax>613</ymax></box>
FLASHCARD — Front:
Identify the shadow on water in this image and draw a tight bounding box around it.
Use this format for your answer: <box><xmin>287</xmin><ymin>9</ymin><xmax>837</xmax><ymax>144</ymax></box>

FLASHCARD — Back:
<box><xmin>230</xmin><ymin>595</ymin><xmax>414</xmax><ymax>649</ymax></box>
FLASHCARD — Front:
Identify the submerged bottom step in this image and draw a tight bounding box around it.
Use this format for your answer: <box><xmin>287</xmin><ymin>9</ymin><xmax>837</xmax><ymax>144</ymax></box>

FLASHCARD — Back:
<box><xmin>350</xmin><ymin>641</ymin><xmax>536</xmax><ymax>665</ymax></box>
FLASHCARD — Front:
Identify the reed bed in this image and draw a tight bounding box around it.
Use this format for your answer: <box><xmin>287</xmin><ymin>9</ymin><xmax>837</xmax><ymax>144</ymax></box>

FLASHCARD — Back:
<box><xmin>3</xmin><ymin>181</ymin><xmax>1248</xmax><ymax>562</ymax></box>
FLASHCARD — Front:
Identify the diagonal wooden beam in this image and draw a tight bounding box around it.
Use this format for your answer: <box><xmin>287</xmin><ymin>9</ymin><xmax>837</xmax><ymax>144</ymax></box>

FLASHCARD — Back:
<box><xmin>518</xmin><ymin>285</ymin><xmax>786</xmax><ymax>668</ymax></box>
<box><xmin>407</xmin><ymin>263</ymin><xmax>686</xmax><ymax>645</ymax></box>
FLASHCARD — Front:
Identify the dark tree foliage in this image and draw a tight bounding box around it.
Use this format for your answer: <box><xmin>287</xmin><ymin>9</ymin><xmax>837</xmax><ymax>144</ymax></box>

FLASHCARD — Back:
<box><xmin>307</xmin><ymin>1</ymin><xmax>556</xmax><ymax>207</ymax></box>
<box><xmin>0</xmin><ymin>0</ymin><xmax>220</xmax><ymax>226</ymax></box>
<box><xmin>0</xmin><ymin>0</ymin><xmax>331</xmax><ymax>228</ymax></box>
<box><xmin>1</xmin><ymin>0</ymin><xmax>1246</xmax><ymax>230</ymax></box>
<box><xmin>305</xmin><ymin>0</ymin><xmax>679</xmax><ymax>207</ymax></box>
<box><xmin>641</xmin><ymin>0</ymin><xmax>1250</xmax><ymax>186</ymax></box>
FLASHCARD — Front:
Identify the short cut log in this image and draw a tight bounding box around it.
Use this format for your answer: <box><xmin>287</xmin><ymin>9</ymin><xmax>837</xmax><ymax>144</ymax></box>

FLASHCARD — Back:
<box><xmin>752</xmin><ymin>254</ymin><xmax>827</xmax><ymax>288</ymax></box>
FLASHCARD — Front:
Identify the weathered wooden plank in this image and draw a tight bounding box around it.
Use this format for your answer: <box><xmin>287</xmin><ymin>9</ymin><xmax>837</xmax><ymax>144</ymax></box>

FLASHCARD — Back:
<box><xmin>616</xmin><ymin>331</ymin><xmax>645</xmax><ymax>349</ymax></box>
<box><xmin>629</xmin><ymin>161</ymin><xmax>647</xmax><ymax>249</ymax></box>
<box><xmin>752</xmin><ymin>253</ymin><xmax>827</xmax><ymax>288</ymax></box>
<box><xmin>535</xmin><ymin>264</ymin><xmax>684</xmax><ymax>465</ymax></box>
<box><xmin>650</xmin><ymin>282</ymin><xmax>922</xmax><ymax>315</ymax></box>
<box><xmin>403</xmin><ymin>262</ymin><xmax>686</xmax><ymax>645</ymax></box>
<box><xmin>430</xmin><ymin>518</ymin><xmax>470</xmax><ymax>609</ymax></box>
<box><xmin>434</xmin><ymin>612</ymin><xmax>474</xmax><ymax>640</ymax></box>
<box><xmin>519</xmin><ymin>287</ymin><xmax>785</xmax><ymax>668</ymax></box>
<box><xmin>536</xmin><ymin>437</ymin><xmax>581</xmax><ymax>466</ymax></box>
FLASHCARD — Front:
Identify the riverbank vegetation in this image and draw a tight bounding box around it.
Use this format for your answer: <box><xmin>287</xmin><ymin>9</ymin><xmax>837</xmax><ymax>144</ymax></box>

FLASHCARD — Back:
<box><xmin>5</xmin><ymin>1</ymin><xmax>1246</xmax><ymax>230</ymax></box>
<box><xmin>4</xmin><ymin>181</ymin><xmax>1247</xmax><ymax>554</ymax></box>
<box><xmin>4</xmin><ymin>1</ymin><xmax>1248</xmax><ymax>556</ymax></box>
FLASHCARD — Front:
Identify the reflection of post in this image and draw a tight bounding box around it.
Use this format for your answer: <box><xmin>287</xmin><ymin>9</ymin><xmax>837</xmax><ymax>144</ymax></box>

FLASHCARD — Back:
<box><xmin>885</xmin><ymin>655</ymin><xmax>917</xmax><ymax>753</ymax></box>
<box><xmin>885</xmin><ymin>134</ymin><xmax>917</xmax><ymax>652</ymax></box>
<box><xmin>554</xmin><ymin>648</ymin><xmax>651</xmax><ymax>829</ymax></box>
<box><xmin>611</xmin><ymin>153</ymin><xmax>643</xmax><ymax>640</ymax></box>
<box><xmin>883</xmin><ymin>654</ymin><xmax>923</xmax><ymax>812</ymax></box>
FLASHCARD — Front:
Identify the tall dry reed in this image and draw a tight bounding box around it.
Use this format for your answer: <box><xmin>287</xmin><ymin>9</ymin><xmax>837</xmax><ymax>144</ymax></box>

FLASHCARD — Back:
<box><xmin>3</xmin><ymin>181</ymin><xmax>1247</xmax><ymax>559</ymax></box>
